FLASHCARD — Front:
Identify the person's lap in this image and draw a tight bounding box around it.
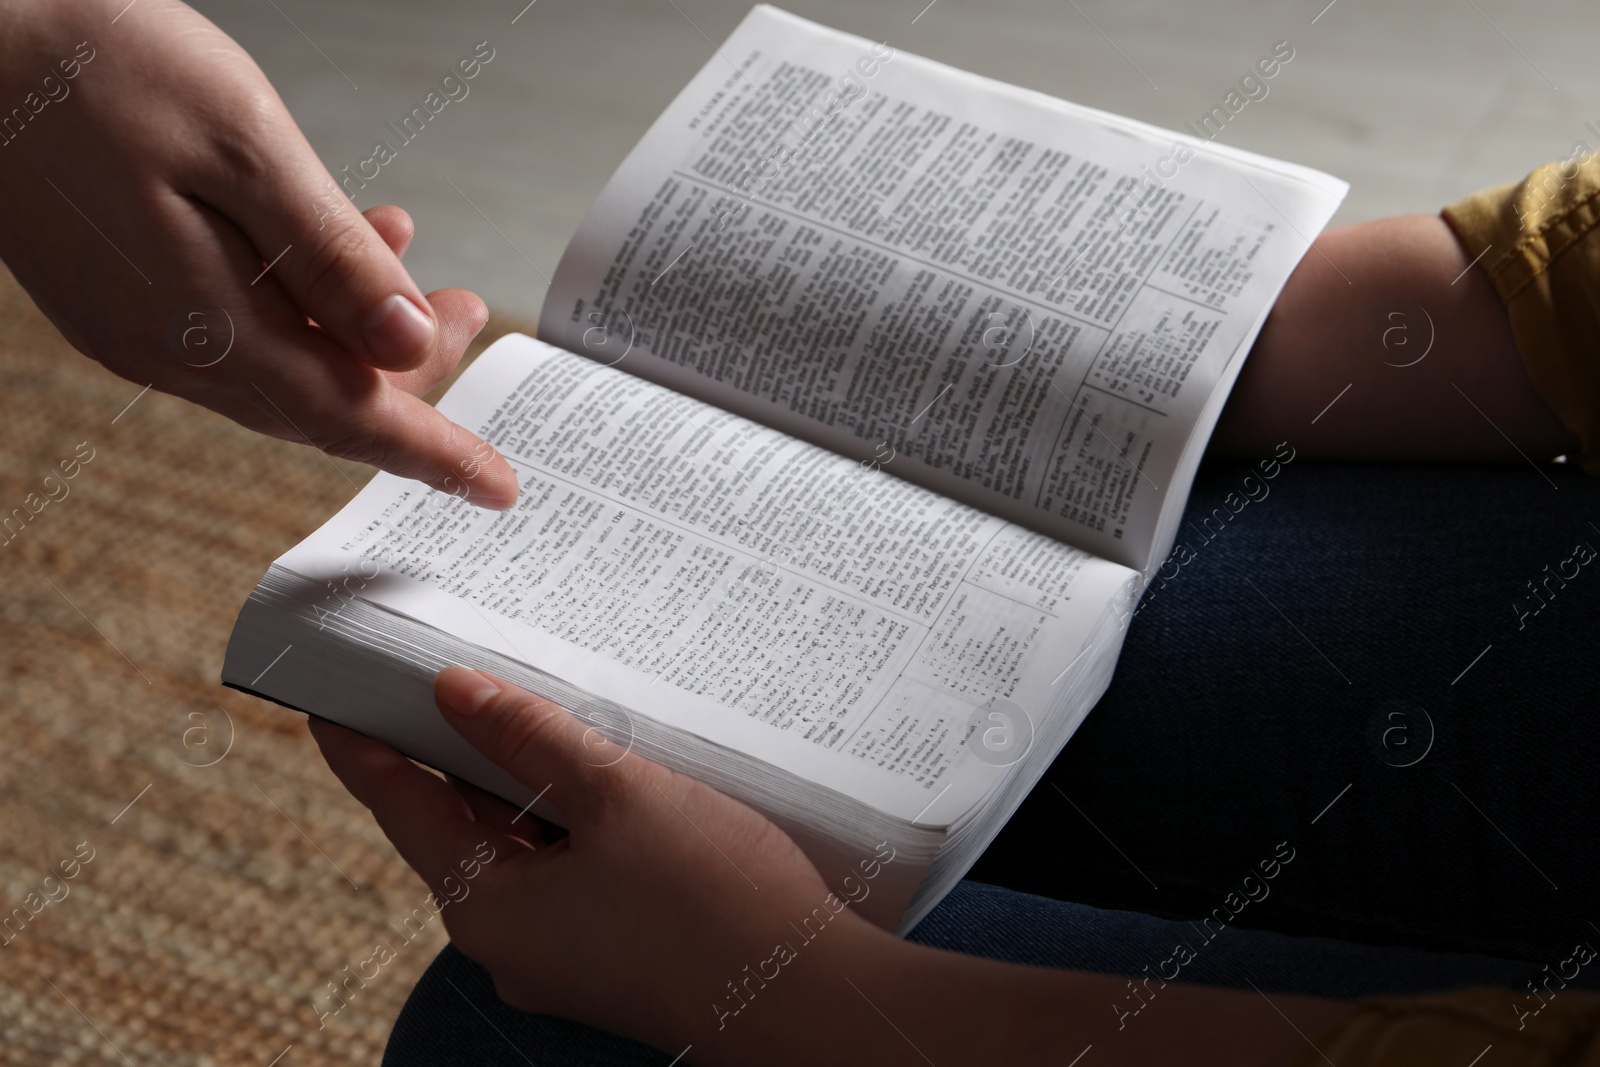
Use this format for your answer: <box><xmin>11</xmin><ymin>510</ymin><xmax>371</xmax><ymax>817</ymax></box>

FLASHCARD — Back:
<box><xmin>384</xmin><ymin>458</ymin><xmax>1600</xmax><ymax>1062</ymax></box>
<box><xmin>969</xmin><ymin>455</ymin><xmax>1600</xmax><ymax>963</ymax></box>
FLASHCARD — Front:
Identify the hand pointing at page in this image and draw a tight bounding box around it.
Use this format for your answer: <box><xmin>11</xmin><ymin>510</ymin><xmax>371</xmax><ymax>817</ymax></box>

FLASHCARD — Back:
<box><xmin>0</xmin><ymin>0</ymin><xmax>519</xmax><ymax>508</ymax></box>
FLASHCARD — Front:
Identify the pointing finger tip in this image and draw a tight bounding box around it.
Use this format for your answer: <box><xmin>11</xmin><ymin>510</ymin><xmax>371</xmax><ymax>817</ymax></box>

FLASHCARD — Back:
<box><xmin>466</xmin><ymin>455</ymin><xmax>519</xmax><ymax>509</ymax></box>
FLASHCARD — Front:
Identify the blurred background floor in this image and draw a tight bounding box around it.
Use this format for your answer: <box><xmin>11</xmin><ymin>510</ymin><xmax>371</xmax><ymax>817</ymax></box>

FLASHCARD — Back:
<box><xmin>191</xmin><ymin>0</ymin><xmax>1600</xmax><ymax>315</ymax></box>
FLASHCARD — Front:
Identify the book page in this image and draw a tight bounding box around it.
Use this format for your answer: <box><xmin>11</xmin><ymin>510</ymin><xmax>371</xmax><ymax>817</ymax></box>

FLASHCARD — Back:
<box><xmin>539</xmin><ymin>5</ymin><xmax>1346</xmax><ymax>572</ymax></box>
<box><xmin>271</xmin><ymin>335</ymin><xmax>1138</xmax><ymax>824</ymax></box>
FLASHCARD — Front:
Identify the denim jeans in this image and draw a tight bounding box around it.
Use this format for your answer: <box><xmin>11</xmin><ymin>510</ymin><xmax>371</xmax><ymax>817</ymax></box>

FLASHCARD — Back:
<box><xmin>384</xmin><ymin>459</ymin><xmax>1600</xmax><ymax>1064</ymax></box>
<box><xmin>968</xmin><ymin>457</ymin><xmax>1600</xmax><ymax>963</ymax></box>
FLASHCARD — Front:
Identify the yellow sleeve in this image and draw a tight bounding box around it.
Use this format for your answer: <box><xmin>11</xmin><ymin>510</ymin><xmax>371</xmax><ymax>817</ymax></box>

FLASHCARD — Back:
<box><xmin>1285</xmin><ymin>986</ymin><xmax>1600</xmax><ymax>1067</ymax></box>
<box><xmin>1441</xmin><ymin>153</ymin><xmax>1600</xmax><ymax>474</ymax></box>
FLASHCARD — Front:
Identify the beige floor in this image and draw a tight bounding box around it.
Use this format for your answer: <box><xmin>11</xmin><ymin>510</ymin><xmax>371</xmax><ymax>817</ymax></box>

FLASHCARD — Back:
<box><xmin>190</xmin><ymin>0</ymin><xmax>1600</xmax><ymax>315</ymax></box>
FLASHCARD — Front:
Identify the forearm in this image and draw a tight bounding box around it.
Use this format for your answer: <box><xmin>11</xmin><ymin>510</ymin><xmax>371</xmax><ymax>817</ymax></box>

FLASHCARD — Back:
<box><xmin>685</xmin><ymin>914</ymin><xmax>1351</xmax><ymax>1067</ymax></box>
<box><xmin>1210</xmin><ymin>213</ymin><xmax>1579</xmax><ymax>463</ymax></box>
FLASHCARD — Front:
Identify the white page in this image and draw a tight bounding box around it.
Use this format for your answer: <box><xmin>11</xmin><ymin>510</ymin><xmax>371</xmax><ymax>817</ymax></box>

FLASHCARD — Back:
<box><xmin>274</xmin><ymin>336</ymin><xmax>1137</xmax><ymax>824</ymax></box>
<box><xmin>539</xmin><ymin>5</ymin><xmax>1346</xmax><ymax>572</ymax></box>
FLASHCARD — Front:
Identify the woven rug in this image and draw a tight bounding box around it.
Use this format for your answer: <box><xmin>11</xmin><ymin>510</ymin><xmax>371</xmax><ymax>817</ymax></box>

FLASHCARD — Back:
<box><xmin>0</xmin><ymin>264</ymin><xmax>535</xmax><ymax>1066</ymax></box>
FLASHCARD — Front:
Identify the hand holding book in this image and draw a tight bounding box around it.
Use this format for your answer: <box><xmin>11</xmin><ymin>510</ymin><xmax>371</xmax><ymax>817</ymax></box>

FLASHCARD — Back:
<box><xmin>314</xmin><ymin>666</ymin><xmax>1351</xmax><ymax>1066</ymax></box>
<box><xmin>310</xmin><ymin>665</ymin><xmax>873</xmax><ymax>1056</ymax></box>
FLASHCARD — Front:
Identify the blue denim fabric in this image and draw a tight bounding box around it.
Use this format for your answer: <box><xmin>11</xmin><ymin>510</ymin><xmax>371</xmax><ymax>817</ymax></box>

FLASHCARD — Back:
<box><xmin>967</xmin><ymin>458</ymin><xmax>1600</xmax><ymax>962</ymax></box>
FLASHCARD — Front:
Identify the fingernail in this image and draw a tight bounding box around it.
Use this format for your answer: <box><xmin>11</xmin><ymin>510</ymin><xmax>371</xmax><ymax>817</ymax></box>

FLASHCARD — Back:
<box><xmin>362</xmin><ymin>293</ymin><xmax>435</xmax><ymax>366</ymax></box>
<box><xmin>463</xmin><ymin>460</ymin><xmax>521</xmax><ymax>511</ymax></box>
<box><xmin>437</xmin><ymin>668</ymin><xmax>500</xmax><ymax>716</ymax></box>
<box><xmin>465</xmin><ymin>479</ymin><xmax>519</xmax><ymax>511</ymax></box>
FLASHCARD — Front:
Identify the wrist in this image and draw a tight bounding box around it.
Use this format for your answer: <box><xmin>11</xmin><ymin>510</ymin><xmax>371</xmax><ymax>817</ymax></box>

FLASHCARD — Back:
<box><xmin>677</xmin><ymin>909</ymin><xmax>909</xmax><ymax>1066</ymax></box>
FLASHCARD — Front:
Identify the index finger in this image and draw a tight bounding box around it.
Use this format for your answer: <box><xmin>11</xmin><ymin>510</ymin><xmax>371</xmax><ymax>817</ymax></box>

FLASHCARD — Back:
<box><xmin>245</xmin><ymin>324</ymin><xmax>520</xmax><ymax>509</ymax></box>
<box><xmin>308</xmin><ymin>718</ymin><xmax>526</xmax><ymax>896</ymax></box>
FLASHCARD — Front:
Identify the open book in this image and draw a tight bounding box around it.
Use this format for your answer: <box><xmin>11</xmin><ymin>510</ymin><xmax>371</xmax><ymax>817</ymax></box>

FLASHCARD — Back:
<box><xmin>224</xmin><ymin>6</ymin><xmax>1346</xmax><ymax>934</ymax></box>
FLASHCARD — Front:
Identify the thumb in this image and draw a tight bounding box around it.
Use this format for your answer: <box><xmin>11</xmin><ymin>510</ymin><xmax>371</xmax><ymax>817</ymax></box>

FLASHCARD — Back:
<box><xmin>434</xmin><ymin>667</ymin><xmax>642</xmax><ymax>827</ymax></box>
<box><xmin>197</xmin><ymin>121</ymin><xmax>438</xmax><ymax>371</ymax></box>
